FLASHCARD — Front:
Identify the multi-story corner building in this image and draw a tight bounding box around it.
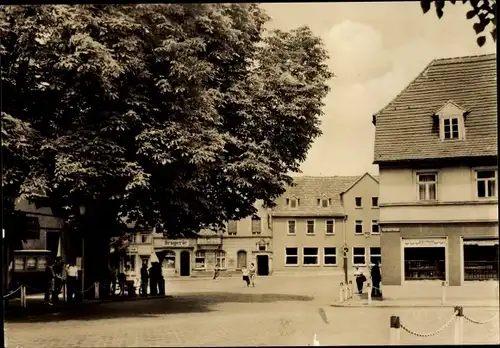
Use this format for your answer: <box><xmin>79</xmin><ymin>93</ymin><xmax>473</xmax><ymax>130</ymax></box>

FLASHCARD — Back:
<box><xmin>123</xmin><ymin>201</ymin><xmax>272</xmax><ymax>278</ymax></box>
<box><xmin>271</xmin><ymin>173</ymin><xmax>380</xmax><ymax>275</ymax></box>
<box><xmin>373</xmin><ymin>54</ymin><xmax>498</xmax><ymax>286</ymax></box>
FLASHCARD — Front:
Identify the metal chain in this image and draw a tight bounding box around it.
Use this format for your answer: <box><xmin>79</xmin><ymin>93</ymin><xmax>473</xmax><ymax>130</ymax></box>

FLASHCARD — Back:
<box><xmin>2</xmin><ymin>286</ymin><xmax>22</xmax><ymax>299</ymax></box>
<box><xmin>24</xmin><ymin>285</ymin><xmax>45</xmax><ymax>292</ymax></box>
<box><xmin>76</xmin><ymin>284</ymin><xmax>96</xmax><ymax>294</ymax></box>
<box><xmin>400</xmin><ymin>311</ymin><xmax>458</xmax><ymax>338</ymax></box>
<box><xmin>463</xmin><ymin>313</ymin><xmax>499</xmax><ymax>325</ymax></box>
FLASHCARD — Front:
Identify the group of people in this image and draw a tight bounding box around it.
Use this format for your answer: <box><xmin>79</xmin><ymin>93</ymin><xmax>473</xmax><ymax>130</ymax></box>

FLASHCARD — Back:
<box><xmin>354</xmin><ymin>261</ymin><xmax>382</xmax><ymax>298</ymax></box>
<box><xmin>138</xmin><ymin>261</ymin><xmax>165</xmax><ymax>296</ymax></box>
<box><xmin>241</xmin><ymin>263</ymin><xmax>256</xmax><ymax>287</ymax></box>
<box><xmin>43</xmin><ymin>257</ymin><xmax>79</xmax><ymax>306</ymax></box>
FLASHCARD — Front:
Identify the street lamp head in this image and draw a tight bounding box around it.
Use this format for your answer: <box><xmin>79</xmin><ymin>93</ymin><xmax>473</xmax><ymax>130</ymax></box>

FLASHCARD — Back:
<box><xmin>79</xmin><ymin>205</ymin><xmax>86</xmax><ymax>216</ymax></box>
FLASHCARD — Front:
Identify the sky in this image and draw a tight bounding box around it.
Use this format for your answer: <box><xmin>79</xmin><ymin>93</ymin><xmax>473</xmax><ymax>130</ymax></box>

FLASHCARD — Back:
<box><xmin>260</xmin><ymin>1</ymin><xmax>496</xmax><ymax>176</ymax></box>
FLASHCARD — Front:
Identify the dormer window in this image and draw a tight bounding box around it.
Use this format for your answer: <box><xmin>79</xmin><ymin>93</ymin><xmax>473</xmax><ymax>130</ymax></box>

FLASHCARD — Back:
<box><xmin>317</xmin><ymin>197</ymin><xmax>331</xmax><ymax>208</ymax></box>
<box><xmin>433</xmin><ymin>100</ymin><xmax>468</xmax><ymax>141</ymax></box>
<box><xmin>286</xmin><ymin>197</ymin><xmax>299</xmax><ymax>208</ymax></box>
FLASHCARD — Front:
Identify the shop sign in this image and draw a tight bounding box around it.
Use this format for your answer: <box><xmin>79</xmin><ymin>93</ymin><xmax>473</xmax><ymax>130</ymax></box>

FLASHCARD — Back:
<box><xmin>403</xmin><ymin>238</ymin><xmax>446</xmax><ymax>248</ymax></box>
<box><xmin>164</xmin><ymin>239</ymin><xmax>190</xmax><ymax>248</ymax></box>
<box><xmin>197</xmin><ymin>237</ymin><xmax>221</xmax><ymax>246</ymax></box>
<box><xmin>382</xmin><ymin>227</ymin><xmax>400</xmax><ymax>232</ymax></box>
<box><xmin>463</xmin><ymin>239</ymin><xmax>498</xmax><ymax>246</ymax></box>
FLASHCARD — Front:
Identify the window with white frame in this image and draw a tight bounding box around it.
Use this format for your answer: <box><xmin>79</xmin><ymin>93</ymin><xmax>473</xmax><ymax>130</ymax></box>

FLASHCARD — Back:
<box><xmin>215</xmin><ymin>250</ymin><xmax>227</xmax><ymax>269</ymax></box>
<box><xmin>324</xmin><ymin>247</ymin><xmax>337</xmax><ymax>265</ymax></box>
<box><xmin>251</xmin><ymin>215</ymin><xmax>261</xmax><ymax>234</ymax></box>
<box><xmin>306</xmin><ymin>220</ymin><xmax>315</xmax><ymax>234</ymax></box>
<box><xmin>195</xmin><ymin>251</ymin><xmax>206</xmax><ymax>269</ymax></box>
<box><xmin>287</xmin><ymin>220</ymin><xmax>296</xmax><ymax>235</ymax></box>
<box><xmin>355</xmin><ymin>197</ymin><xmax>362</xmax><ymax>207</ymax></box>
<box><xmin>417</xmin><ymin>172</ymin><xmax>437</xmax><ymax>201</ymax></box>
<box><xmin>325</xmin><ymin>220</ymin><xmax>335</xmax><ymax>234</ymax></box>
<box><xmin>227</xmin><ymin>220</ymin><xmax>238</xmax><ymax>235</ymax></box>
<box><xmin>127</xmin><ymin>233</ymin><xmax>137</xmax><ymax>243</ymax></box>
<box><xmin>476</xmin><ymin>170</ymin><xmax>497</xmax><ymax>198</ymax></box>
<box><xmin>370</xmin><ymin>247</ymin><xmax>381</xmax><ymax>265</ymax></box>
<box><xmin>353</xmin><ymin>247</ymin><xmax>366</xmax><ymax>265</ymax></box>
<box><xmin>442</xmin><ymin>117</ymin><xmax>460</xmax><ymax>139</ymax></box>
<box><xmin>372</xmin><ymin>197</ymin><xmax>379</xmax><ymax>208</ymax></box>
<box><xmin>285</xmin><ymin>247</ymin><xmax>298</xmax><ymax>265</ymax></box>
<box><xmin>303</xmin><ymin>247</ymin><xmax>319</xmax><ymax>265</ymax></box>
<box><xmin>286</xmin><ymin>198</ymin><xmax>299</xmax><ymax>208</ymax></box>
<box><xmin>355</xmin><ymin>220</ymin><xmax>363</xmax><ymax>234</ymax></box>
<box><xmin>371</xmin><ymin>220</ymin><xmax>380</xmax><ymax>234</ymax></box>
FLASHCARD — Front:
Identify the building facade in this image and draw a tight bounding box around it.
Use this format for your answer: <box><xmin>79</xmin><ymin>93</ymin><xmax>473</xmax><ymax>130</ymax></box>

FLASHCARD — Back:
<box><xmin>271</xmin><ymin>174</ymin><xmax>380</xmax><ymax>275</ymax></box>
<box><xmin>373</xmin><ymin>54</ymin><xmax>498</xmax><ymax>286</ymax></box>
<box><xmin>123</xmin><ymin>202</ymin><xmax>272</xmax><ymax>278</ymax></box>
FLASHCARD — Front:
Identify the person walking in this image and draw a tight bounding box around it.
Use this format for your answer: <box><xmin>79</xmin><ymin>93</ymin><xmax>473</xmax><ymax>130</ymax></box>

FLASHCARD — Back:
<box><xmin>354</xmin><ymin>266</ymin><xmax>366</xmax><ymax>294</ymax></box>
<box><xmin>65</xmin><ymin>262</ymin><xmax>78</xmax><ymax>302</ymax></box>
<box><xmin>213</xmin><ymin>263</ymin><xmax>220</xmax><ymax>280</ymax></box>
<box><xmin>370</xmin><ymin>262</ymin><xmax>382</xmax><ymax>298</ymax></box>
<box><xmin>140</xmin><ymin>262</ymin><xmax>149</xmax><ymax>297</ymax></box>
<box><xmin>241</xmin><ymin>266</ymin><xmax>250</xmax><ymax>287</ymax></box>
<box><xmin>249</xmin><ymin>263</ymin><xmax>256</xmax><ymax>287</ymax></box>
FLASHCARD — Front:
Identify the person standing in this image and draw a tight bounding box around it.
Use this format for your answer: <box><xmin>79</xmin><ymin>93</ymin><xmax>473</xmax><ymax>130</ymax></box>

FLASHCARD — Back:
<box><xmin>249</xmin><ymin>263</ymin><xmax>256</xmax><ymax>287</ymax></box>
<box><xmin>52</xmin><ymin>257</ymin><xmax>64</xmax><ymax>304</ymax></box>
<box><xmin>241</xmin><ymin>266</ymin><xmax>250</xmax><ymax>287</ymax></box>
<box><xmin>354</xmin><ymin>267</ymin><xmax>366</xmax><ymax>294</ymax></box>
<box><xmin>65</xmin><ymin>262</ymin><xmax>78</xmax><ymax>302</ymax></box>
<box><xmin>213</xmin><ymin>263</ymin><xmax>220</xmax><ymax>280</ymax></box>
<box><xmin>149</xmin><ymin>262</ymin><xmax>158</xmax><ymax>296</ymax></box>
<box><xmin>43</xmin><ymin>259</ymin><xmax>56</xmax><ymax>306</ymax></box>
<box><xmin>140</xmin><ymin>262</ymin><xmax>149</xmax><ymax>297</ymax></box>
<box><xmin>370</xmin><ymin>262</ymin><xmax>382</xmax><ymax>298</ymax></box>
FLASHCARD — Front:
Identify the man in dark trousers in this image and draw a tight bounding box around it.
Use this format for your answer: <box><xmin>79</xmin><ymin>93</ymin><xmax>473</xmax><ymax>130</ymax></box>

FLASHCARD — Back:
<box><xmin>149</xmin><ymin>262</ymin><xmax>158</xmax><ymax>296</ymax></box>
<box><xmin>44</xmin><ymin>258</ymin><xmax>55</xmax><ymax>306</ymax></box>
<box><xmin>370</xmin><ymin>262</ymin><xmax>382</xmax><ymax>298</ymax></box>
<box><xmin>52</xmin><ymin>257</ymin><xmax>64</xmax><ymax>304</ymax></box>
<box><xmin>140</xmin><ymin>262</ymin><xmax>149</xmax><ymax>297</ymax></box>
<box><xmin>65</xmin><ymin>262</ymin><xmax>78</xmax><ymax>302</ymax></box>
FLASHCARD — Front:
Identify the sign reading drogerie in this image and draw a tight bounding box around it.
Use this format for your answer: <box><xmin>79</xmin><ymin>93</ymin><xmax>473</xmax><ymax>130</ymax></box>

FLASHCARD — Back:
<box><xmin>164</xmin><ymin>239</ymin><xmax>190</xmax><ymax>248</ymax></box>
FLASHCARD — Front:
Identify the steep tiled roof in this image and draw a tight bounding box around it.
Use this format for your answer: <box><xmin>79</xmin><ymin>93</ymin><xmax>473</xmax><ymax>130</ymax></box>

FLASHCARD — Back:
<box><xmin>373</xmin><ymin>54</ymin><xmax>497</xmax><ymax>163</ymax></box>
<box><xmin>271</xmin><ymin>176</ymin><xmax>360</xmax><ymax>217</ymax></box>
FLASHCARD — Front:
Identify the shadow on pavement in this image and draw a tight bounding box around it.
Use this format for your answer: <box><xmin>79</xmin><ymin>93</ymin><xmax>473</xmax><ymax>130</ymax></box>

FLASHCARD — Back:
<box><xmin>5</xmin><ymin>292</ymin><xmax>313</xmax><ymax>323</ymax></box>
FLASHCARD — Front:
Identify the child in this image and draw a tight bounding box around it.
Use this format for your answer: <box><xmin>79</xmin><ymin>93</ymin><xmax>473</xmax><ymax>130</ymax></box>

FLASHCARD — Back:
<box><xmin>242</xmin><ymin>266</ymin><xmax>250</xmax><ymax>287</ymax></box>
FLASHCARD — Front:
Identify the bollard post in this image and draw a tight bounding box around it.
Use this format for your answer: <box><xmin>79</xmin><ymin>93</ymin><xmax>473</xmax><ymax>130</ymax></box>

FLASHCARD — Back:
<box><xmin>389</xmin><ymin>316</ymin><xmax>401</xmax><ymax>345</ymax></box>
<box><xmin>367</xmin><ymin>282</ymin><xmax>372</xmax><ymax>304</ymax></box>
<box><xmin>94</xmin><ymin>282</ymin><xmax>100</xmax><ymax>300</ymax></box>
<box><xmin>20</xmin><ymin>285</ymin><xmax>27</xmax><ymax>308</ymax></box>
<box><xmin>339</xmin><ymin>282</ymin><xmax>344</xmax><ymax>302</ymax></box>
<box><xmin>349</xmin><ymin>280</ymin><xmax>353</xmax><ymax>299</ymax></box>
<box><xmin>63</xmin><ymin>282</ymin><xmax>67</xmax><ymax>303</ymax></box>
<box><xmin>454</xmin><ymin>306</ymin><xmax>463</xmax><ymax>345</ymax></box>
<box><xmin>441</xmin><ymin>281</ymin><xmax>447</xmax><ymax>305</ymax></box>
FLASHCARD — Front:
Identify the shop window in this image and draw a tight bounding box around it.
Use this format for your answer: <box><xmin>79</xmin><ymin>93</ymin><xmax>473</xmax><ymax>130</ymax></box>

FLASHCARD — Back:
<box><xmin>236</xmin><ymin>250</ymin><xmax>247</xmax><ymax>269</ymax></box>
<box><xmin>370</xmin><ymin>247</ymin><xmax>381</xmax><ymax>265</ymax></box>
<box><xmin>195</xmin><ymin>251</ymin><xmax>206</xmax><ymax>269</ymax></box>
<box><xmin>251</xmin><ymin>215</ymin><xmax>261</xmax><ymax>235</ymax></box>
<box><xmin>25</xmin><ymin>257</ymin><xmax>37</xmax><ymax>270</ymax></box>
<box><xmin>325</xmin><ymin>220</ymin><xmax>335</xmax><ymax>234</ymax></box>
<box><xmin>303</xmin><ymin>247</ymin><xmax>319</xmax><ymax>265</ymax></box>
<box><xmin>306</xmin><ymin>220</ymin><xmax>315</xmax><ymax>234</ymax></box>
<box><xmin>285</xmin><ymin>247</ymin><xmax>298</xmax><ymax>265</ymax></box>
<box><xmin>353</xmin><ymin>247</ymin><xmax>366</xmax><ymax>265</ymax></box>
<box><xmin>164</xmin><ymin>250</ymin><xmax>176</xmax><ymax>269</ymax></box>
<box><xmin>216</xmin><ymin>251</ymin><xmax>227</xmax><ymax>269</ymax></box>
<box><xmin>324</xmin><ymin>247</ymin><xmax>337</xmax><ymax>265</ymax></box>
<box><xmin>463</xmin><ymin>241</ymin><xmax>499</xmax><ymax>281</ymax></box>
<box><xmin>14</xmin><ymin>256</ymin><xmax>25</xmax><ymax>270</ymax></box>
<box><xmin>37</xmin><ymin>257</ymin><xmax>47</xmax><ymax>270</ymax></box>
<box><xmin>404</xmin><ymin>247</ymin><xmax>445</xmax><ymax>280</ymax></box>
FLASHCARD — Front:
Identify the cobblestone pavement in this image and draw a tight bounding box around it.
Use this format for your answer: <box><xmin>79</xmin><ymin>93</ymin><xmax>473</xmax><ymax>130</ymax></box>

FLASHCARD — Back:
<box><xmin>6</xmin><ymin>276</ymin><xmax>500</xmax><ymax>347</ymax></box>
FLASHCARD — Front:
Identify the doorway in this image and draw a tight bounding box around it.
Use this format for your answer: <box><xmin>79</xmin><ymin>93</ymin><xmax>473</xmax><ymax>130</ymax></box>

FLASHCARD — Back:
<box><xmin>256</xmin><ymin>255</ymin><xmax>269</xmax><ymax>276</ymax></box>
<box><xmin>180</xmin><ymin>251</ymin><xmax>190</xmax><ymax>276</ymax></box>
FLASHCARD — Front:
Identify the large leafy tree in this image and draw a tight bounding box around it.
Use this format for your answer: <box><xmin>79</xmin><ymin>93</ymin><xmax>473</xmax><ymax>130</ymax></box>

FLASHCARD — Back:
<box><xmin>1</xmin><ymin>4</ymin><xmax>331</xmax><ymax>284</ymax></box>
<box><xmin>421</xmin><ymin>0</ymin><xmax>497</xmax><ymax>47</ymax></box>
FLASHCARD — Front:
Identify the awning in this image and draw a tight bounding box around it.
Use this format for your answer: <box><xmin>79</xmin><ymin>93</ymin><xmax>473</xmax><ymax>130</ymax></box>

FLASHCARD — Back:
<box><xmin>463</xmin><ymin>239</ymin><xmax>498</xmax><ymax>246</ymax></box>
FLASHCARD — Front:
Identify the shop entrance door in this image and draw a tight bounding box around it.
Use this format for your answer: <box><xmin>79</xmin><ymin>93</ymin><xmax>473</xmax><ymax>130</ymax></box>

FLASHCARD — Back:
<box><xmin>180</xmin><ymin>251</ymin><xmax>190</xmax><ymax>277</ymax></box>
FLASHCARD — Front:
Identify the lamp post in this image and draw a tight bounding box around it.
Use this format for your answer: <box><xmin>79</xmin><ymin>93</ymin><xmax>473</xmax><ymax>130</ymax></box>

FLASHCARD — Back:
<box><xmin>79</xmin><ymin>205</ymin><xmax>86</xmax><ymax>299</ymax></box>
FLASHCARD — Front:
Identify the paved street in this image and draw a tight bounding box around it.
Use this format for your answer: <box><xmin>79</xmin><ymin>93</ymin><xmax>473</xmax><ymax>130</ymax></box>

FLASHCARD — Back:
<box><xmin>6</xmin><ymin>275</ymin><xmax>500</xmax><ymax>347</ymax></box>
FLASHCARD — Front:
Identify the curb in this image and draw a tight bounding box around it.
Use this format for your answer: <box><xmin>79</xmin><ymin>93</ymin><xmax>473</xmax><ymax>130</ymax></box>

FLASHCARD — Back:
<box><xmin>88</xmin><ymin>295</ymin><xmax>173</xmax><ymax>304</ymax></box>
<box><xmin>331</xmin><ymin>302</ymin><xmax>499</xmax><ymax>309</ymax></box>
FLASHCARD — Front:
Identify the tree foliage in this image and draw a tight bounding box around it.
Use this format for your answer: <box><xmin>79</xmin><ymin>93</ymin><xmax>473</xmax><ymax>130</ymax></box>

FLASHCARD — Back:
<box><xmin>421</xmin><ymin>0</ymin><xmax>497</xmax><ymax>47</ymax></box>
<box><xmin>1</xmin><ymin>4</ymin><xmax>332</xmax><ymax>240</ymax></box>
